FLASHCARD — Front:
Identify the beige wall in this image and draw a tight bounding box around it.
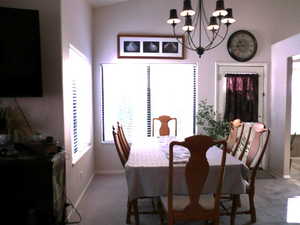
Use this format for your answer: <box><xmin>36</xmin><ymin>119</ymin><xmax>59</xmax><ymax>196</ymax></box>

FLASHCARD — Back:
<box><xmin>92</xmin><ymin>0</ymin><xmax>300</xmax><ymax>173</ymax></box>
<box><xmin>271</xmin><ymin>33</ymin><xmax>300</xmax><ymax>177</ymax></box>
<box><xmin>61</xmin><ymin>0</ymin><xmax>95</xmax><ymax>207</ymax></box>
<box><xmin>0</xmin><ymin>0</ymin><xmax>64</xmax><ymax>143</ymax></box>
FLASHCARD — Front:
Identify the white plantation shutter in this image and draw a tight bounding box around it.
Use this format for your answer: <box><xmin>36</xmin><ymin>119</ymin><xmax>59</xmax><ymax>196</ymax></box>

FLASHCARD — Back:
<box><xmin>69</xmin><ymin>46</ymin><xmax>93</xmax><ymax>163</ymax></box>
<box><xmin>72</xmin><ymin>79</ymin><xmax>79</xmax><ymax>154</ymax></box>
<box><xmin>101</xmin><ymin>63</ymin><xmax>196</xmax><ymax>142</ymax></box>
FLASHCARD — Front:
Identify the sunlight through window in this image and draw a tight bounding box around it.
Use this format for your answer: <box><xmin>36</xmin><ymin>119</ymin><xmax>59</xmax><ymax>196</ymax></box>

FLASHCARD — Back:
<box><xmin>291</xmin><ymin>62</ymin><xmax>300</xmax><ymax>134</ymax></box>
<box><xmin>69</xmin><ymin>45</ymin><xmax>93</xmax><ymax>164</ymax></box>
<box><xmin>101</xmin><ymin>63</ymin><xmax>196</xmax><ymax>142</ymax></box>
<box><xmin>287</xmin><ymin>196</ymin><xmax>300</xmax><ymax>223</ymax></box>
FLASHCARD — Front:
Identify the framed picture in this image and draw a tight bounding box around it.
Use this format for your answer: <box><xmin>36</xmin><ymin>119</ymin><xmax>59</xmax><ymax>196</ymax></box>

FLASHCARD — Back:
<box><xmin>117</xmin><ymin>34</ymin><xmax>184</xmax><ymax>59</ymax></box>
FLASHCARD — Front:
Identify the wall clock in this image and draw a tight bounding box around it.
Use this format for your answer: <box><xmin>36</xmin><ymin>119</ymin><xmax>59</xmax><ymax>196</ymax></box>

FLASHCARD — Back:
<box><xmin>227</xmin><ymin>30</ymin><xmax>257</xmax><ymax>62</ymax></box>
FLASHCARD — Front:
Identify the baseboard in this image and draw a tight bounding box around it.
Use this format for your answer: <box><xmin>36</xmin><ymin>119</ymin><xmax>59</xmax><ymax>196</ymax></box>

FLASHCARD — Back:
<box><xmin>268</xmin><ymin>168</ymin><xmax>288</xmax><ymax>178</ymax></box>
<box><xmin>95</xmin><ymin>170</ymin><xmax>124</xmax><ymax>175</ymax></box>
<box><xmin>67</xmin><ymin>173</ymin><xmax>95</xmax><ymax>220</ymax></box>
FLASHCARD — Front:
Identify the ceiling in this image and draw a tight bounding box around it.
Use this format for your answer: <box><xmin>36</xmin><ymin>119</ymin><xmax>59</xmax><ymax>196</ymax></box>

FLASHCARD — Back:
<box><xmin>86</xmin><ymin>0</ymin><xmax>128</xmax><ymax>7</ymax></box>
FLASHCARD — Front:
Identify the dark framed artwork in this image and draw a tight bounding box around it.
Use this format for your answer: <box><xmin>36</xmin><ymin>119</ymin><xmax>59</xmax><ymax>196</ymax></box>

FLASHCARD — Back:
<box><xmin>117</xmin><ymin>34</ymin><xmax>184</xmax><ymax>59</ymax></box>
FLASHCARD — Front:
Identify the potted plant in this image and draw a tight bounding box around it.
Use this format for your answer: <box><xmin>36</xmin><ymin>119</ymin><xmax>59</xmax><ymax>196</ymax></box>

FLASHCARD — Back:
<box><xmin>196</xmin><ymin>100</ymin><xmax>230</xmax><ymax>139</ymax></box>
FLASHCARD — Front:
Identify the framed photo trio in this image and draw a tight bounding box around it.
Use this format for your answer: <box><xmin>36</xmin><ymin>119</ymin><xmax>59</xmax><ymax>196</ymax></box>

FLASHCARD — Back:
<box><xmin>117</xmin><ymin>34</ymin><xmax>184</xmax><ymax>59</ymax></box>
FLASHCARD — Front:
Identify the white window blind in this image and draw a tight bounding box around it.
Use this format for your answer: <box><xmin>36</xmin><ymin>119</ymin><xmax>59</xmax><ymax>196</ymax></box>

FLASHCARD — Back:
<box><xmin>69</xmin><ymin>46</ymin><xmax>93</xmax><ymax>164</ymax></box>
<box><xmin>150</xmin><ymin>64</ymin><xmax>195</xmax><ymax>137</ymax></box>
<box><xmin>102</xmin><ymin>64</ymin><xmax>148</xmax><ymax>142</ymax></box>
<box><xmin>101</xmin><ymin>63</ymin><xmax>196</xmax><ymax>142</ymax></box>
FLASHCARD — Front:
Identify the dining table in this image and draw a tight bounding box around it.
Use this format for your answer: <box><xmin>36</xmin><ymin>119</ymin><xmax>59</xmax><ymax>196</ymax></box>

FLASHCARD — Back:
<box><xmin>125</xmin><ymin>136</ymin><xmax>249</xmax><ymax>202</ymax></box>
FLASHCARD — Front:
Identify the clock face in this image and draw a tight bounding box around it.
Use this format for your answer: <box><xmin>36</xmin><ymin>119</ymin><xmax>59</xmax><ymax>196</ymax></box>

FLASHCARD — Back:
<box><xmin>227</xmin><ymin>30</ymin><xmax>257</xmax><ymax>62</ymax></box>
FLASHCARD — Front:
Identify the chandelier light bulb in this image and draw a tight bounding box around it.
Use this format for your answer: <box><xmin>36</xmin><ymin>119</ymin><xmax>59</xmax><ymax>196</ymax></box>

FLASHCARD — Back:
<box><xmin>182</xmin><ymin>15</ymin><xmax>194</xmax><ymax>31</ymax></box>
<box><xmin>207</xmin><ymin>16</ymin><xmax>219</xmax><ymax>31</ymax></box>
<box><xmin>167</xmin><ymin>9</ymin><xmax>181</xmax><ymax>24</ymax></box>
<box><xmin>221</xmin><ymin>8</ymin><xmax>236</xmax><ymax>24</ymax></box>
<box><xmin>212</xmin><ymin>0</ymin><xmax>228</xmax><ymax>17</ymax></box>
<box><xmin>180</xmin><ymin>0</ymin><xmax>196</xmax><ymax>17</ymax></box>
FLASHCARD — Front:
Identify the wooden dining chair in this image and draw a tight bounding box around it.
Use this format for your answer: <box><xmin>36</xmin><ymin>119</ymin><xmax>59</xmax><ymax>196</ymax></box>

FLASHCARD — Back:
<box><xmin>229</xmin><ymin>123</ymin><xmax>270</xmax><ymax>224</ymax></box>
<box><xmin>226</xmin><ymin>119</ymin><xmax>244</xmax><ymax>154</ymax></box>
<box><xmin>112</xmin><ymin>126</ymin><xmax>127</xmax><ymax>167</ymax></box>
<box><xmin>117</xmin><ymin>122</ymin><xmax>130</xmax><ymax>159</ymax></box>
<box><xmin>112</xmin><ymin>125</ymin><xmax>158</xmax><ymax>225</ymax></box>
<box><xmin>232</xmin><ymin>122</ymin><xmax>253</xmax><ymax>159</ymax></box>
<box><xmin>152</xmin><ymin>115</ymin><xmax>177</xmax><ymax>136</ymax></box>
<box><xmin>160</xmin><ymin>135</ymin><xmax>227</xmax><ymax>225</ymax></box>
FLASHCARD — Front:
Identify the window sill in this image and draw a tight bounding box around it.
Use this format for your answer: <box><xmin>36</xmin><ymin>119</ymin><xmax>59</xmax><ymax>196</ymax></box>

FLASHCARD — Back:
<box><xmin>72</xmin><ymin>145</ymin><xmax>93</xmax><ymax>166</ymax></box>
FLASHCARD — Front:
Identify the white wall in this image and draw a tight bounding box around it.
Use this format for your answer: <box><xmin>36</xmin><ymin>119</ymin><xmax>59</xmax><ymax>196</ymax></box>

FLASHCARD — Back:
<box><xmin>0</xmin><ymin>0</ymin><xmax>64</xmax><ymax>143</ymax></box>
<box><xmin>92</xmin><ymin>0</ymin><xmax>300</xmax><ymax>173</ymax></box>
<box><xmin>61</xmin><ymin>0</ymin><xmax>95</xmax><ymax>207</ymax></box>
<box><xmin>270</xmin><ymin>33</ymin><xmax>300</xmax><ymax>177</ymax></box>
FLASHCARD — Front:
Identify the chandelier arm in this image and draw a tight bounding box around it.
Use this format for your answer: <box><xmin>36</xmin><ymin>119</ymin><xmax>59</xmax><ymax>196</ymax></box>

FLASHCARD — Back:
<box><xmin>187</xmin><ymin>31</ymin><xmax>198</xmax><ymax>49</ymax></box>
<box><xmin>205</xmin><ymin>25</ymin><xmax>229</xmax><ymax>50</ymax></box>
<box><xmin>172</xmin><ymin>26</ymin><xmax>195</xmax><ymax>50</ymax></box>
<box><xmin>192</xmin><ymin>6</ymin><xmax>200</xmax><ymax>40</ymax></box>
<box><xmin>204</xmin><ymin>17</ymin><xmax>224</xmax><ymax>50</ymax></box>
<box><xmin>203</xmin><ymin>26</ymin><xmax>220</xmax><ymax>49</ymax></box>
<box><xmin>198</xmin><ymin>0</ymin><xmax>202</xmax><ymax>47</ymax></box>
<box><xmin>202</xmin><ymin>16</ymin><xmax>213</xmax><ymax>42</ymax></box>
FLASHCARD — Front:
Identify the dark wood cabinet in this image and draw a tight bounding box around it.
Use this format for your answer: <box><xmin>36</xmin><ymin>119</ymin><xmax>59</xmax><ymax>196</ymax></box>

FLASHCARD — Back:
<box><xmin>0</xmin><ymin>150</ymin><xmax>65</xmax><ymax>225</ymax></box>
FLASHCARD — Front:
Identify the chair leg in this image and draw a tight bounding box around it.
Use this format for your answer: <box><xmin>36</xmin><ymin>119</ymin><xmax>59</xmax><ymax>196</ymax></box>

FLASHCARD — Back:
<box><xmin>132</xmin><ymin>199</ymin><xmax>140</xmax><ymax>225</ymax></box>
<box><xmin>249</xmin><ymin>192</ymin><xmax>256</xmax><ymax>222</ymax></box>
<box><xmin>126</xmin><ymin>200</ymin><xmax>132</xmax><ymax>224</ymax></box>
<box><xmin>151</xmin><ymin>197</ymin><xmax>156</xmax><ymax>212</ymax></box>
<box><xmin>230</xmin><ymin>194</ymin><xmax>238</xmax><ymax>225</ymax></box>
<box><xmin>157</xmin><ymin>198</ymin><xmax>165</xmax><ymax>225</ymax></box>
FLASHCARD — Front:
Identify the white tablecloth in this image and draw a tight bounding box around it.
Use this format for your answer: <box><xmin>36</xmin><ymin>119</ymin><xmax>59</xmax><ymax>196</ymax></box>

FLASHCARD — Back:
<box><xmin>125</xmin><ymin>137</ymin><xmax>248</xmax><ymax>201</ymax></box>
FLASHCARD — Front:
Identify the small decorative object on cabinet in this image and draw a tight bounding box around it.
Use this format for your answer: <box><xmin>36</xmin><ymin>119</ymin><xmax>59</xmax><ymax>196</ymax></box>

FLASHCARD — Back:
<box><xmin>227</xmin><ymin>30</ymin><xmax>257</xmax><ymax>62</ymax></box>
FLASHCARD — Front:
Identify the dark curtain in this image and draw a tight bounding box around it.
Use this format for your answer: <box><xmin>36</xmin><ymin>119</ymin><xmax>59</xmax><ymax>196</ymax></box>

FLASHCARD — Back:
<box><xmin>224</xmin><ymin>73</ymin><xmax>259</xmax><ymax>122</ymax></box>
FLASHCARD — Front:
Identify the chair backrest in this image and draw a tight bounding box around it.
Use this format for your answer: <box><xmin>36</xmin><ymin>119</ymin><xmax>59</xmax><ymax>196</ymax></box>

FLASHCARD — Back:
<box><xmin>168</xmin><ymin>135</ymin><xmax>227</xmax><ymax>220</ymax></box>
<box><xmin>226</xmin><ymin>119</ymin><xmax>244</xmax><ymax>153</ymax></box>
<box><xmin>152</xmin><ymin>115</ymin><xmax>177</xmax><ymax>136</ymax></box>
<box><xmin>232</xmin><ymin>122</ymin><xmax>252</xmax><ymax>158</ymax></box>
<box><xmin>117</xmin><ymin>122</ymin><xmax>130</xmax><ymax>158</ymax></box>
<box><xmin>244</xmin><ymin>123</ymin><xmax>270</xmax><ymax>168</ymax></box>
<box><xmin>243</xmin><ymin>123</ymin><xmax>270</xmax><ymax>189</ymax></box>
<box><xmin>112</xmin><ymin>126</ymin><xmax>127</xmax><ymax>167</ymax></box>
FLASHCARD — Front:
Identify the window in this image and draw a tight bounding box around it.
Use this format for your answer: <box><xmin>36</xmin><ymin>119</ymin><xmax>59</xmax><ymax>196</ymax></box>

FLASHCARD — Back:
<box><xmin>101</xmin><ymin>63</ymin><xmax>197</xmax><ymax>142</ymax></box>
<box><xmin>69</xmin><ymin>46</ymin><xmax>93</xmax><ymax>164</ymax></box>
<box><xmin>291</xmin><ymin>61</ymin><xmax>300</xmax><ymax>134</ymax></box>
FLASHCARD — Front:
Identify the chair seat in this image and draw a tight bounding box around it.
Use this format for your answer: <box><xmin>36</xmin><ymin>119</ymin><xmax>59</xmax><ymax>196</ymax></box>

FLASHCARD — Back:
<box><xmin>160</xmin><ymin>194</ymin><xmax>215</xmax><ymax>211</ymax></box>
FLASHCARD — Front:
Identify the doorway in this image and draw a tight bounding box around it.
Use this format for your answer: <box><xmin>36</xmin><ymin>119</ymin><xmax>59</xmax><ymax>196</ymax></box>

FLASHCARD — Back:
<box><xmin>215</xmin><ymin>62</ymin><xmax>268</xmax><ymax>168</ymax></box>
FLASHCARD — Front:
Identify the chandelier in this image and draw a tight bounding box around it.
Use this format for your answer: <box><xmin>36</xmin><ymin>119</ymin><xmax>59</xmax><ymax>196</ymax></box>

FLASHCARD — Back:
<box><xmin>167</xmin><ymin>0</ymin><xmax>236</xmax><ymax>57</ymax></box>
